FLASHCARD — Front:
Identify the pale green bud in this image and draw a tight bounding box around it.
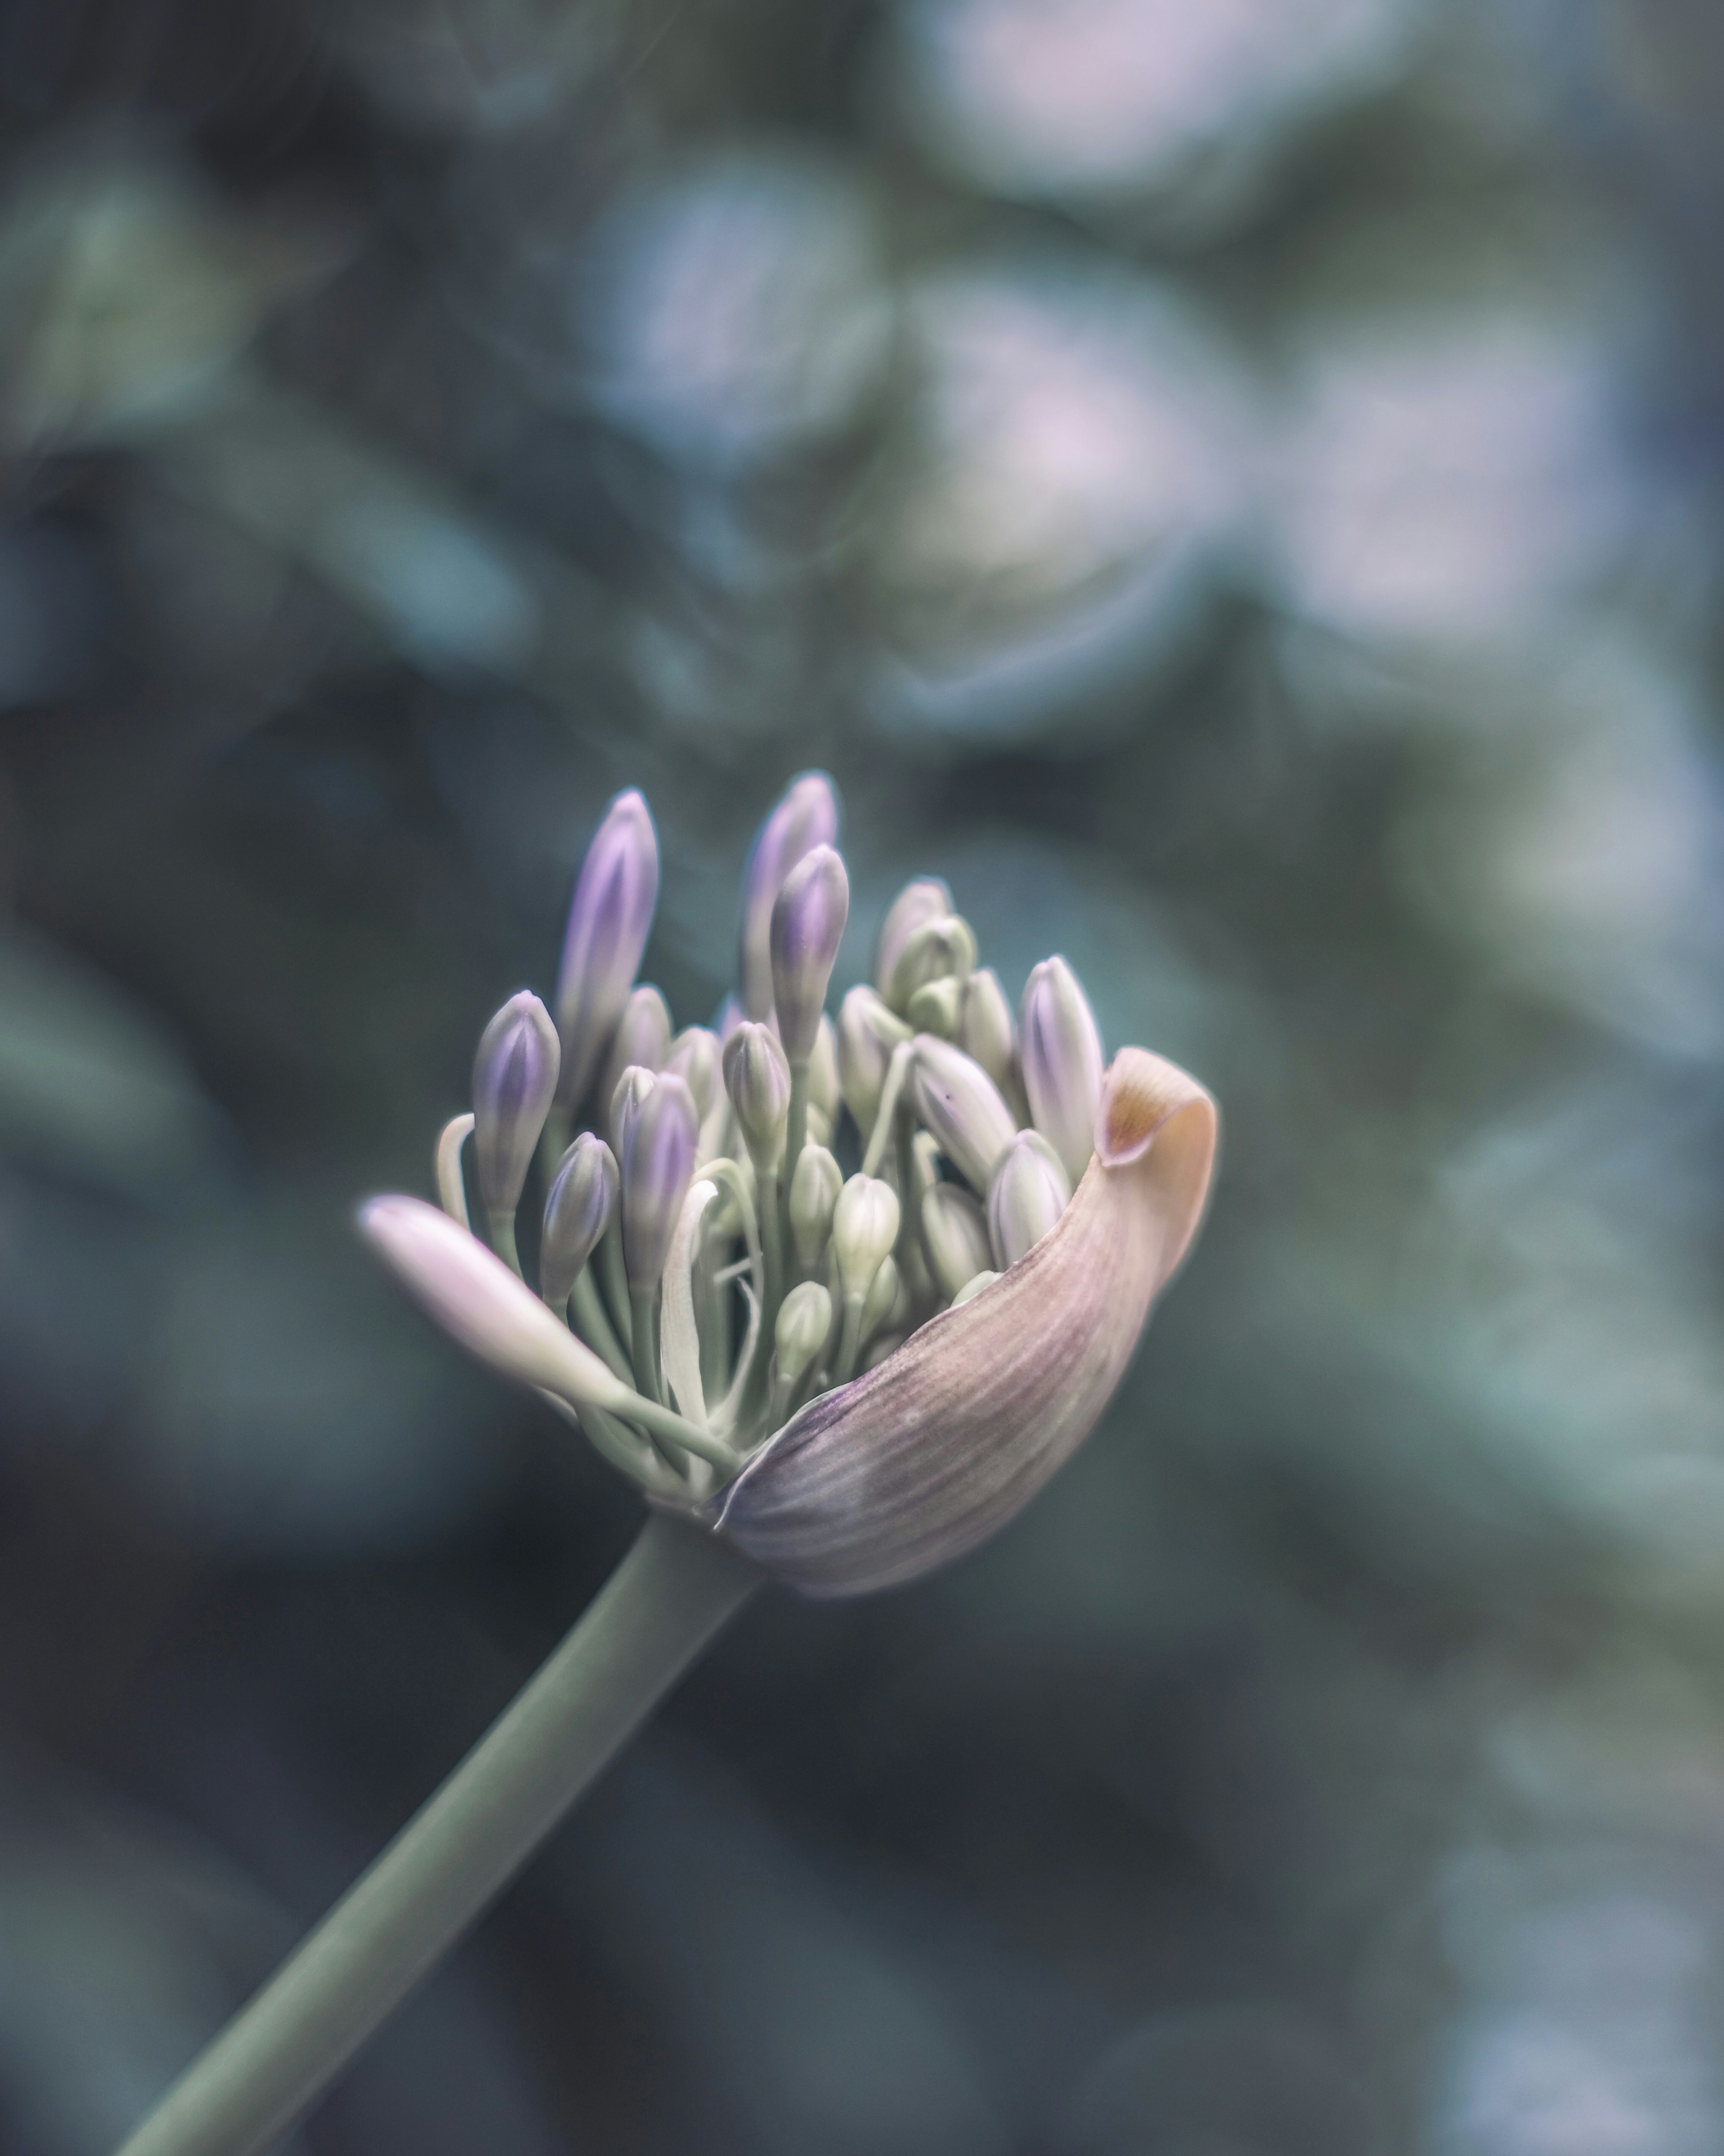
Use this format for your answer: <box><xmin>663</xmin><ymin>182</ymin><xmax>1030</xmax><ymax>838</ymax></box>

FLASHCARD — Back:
<box><xmin>722</xmin><ymin>1019</ymin><xmax>791</xmax><ymax>1172</ymax></box>
<box><xmin>831</xmin><ymin>1173</ymin><xmax>900</xmax><ymax>1303</ymax></box>
<box><xmin>909</xmin><ymin>1035</ymin><xmax>1017</xmax><ymax>1193</ymax></box>
<box><xmin>836</xmin><ymin>984</ymin><xmax>912</xmax><ymax>1134</ymax></box>
<box><xmin>987</xmin><ymin>1129</ymin><xmax>1072</xmax><ymax>1268</ymax></box>
<box><xmin>774</xmin><ymin>1280</ymin><xmax>832</xmax><ymax>1392</ymax></box>
<box><xmin>1020</xmin><ymin>956</ymin><xmax>1104</xmax><ymax>1186</ymax></box>
<box><xmin>664</xmin><ymin>1024</ymin><xmax>722</xmax><ymax>1121</ymax></box>
<box><xmin>860</xmin><ymin>1252</ymin><xmax>902</xmax><ymax>1345</ymax></box>
<box><xmin>789</xmin><ymin>1143</ymin><xmax>843</xmax><ymax>1273</ymax></box>
<box><xmin>884</xmin><ymin>915</ymin><xmax>976</xmax><ymax>1017</ymax></box>
<box><xmin>808</xmin><ymin>1012</ymin><xmax>841</xmax><ymax>1118</ymax></box>
<box><xmin>959</xmin><ymin>968</ymin><xmax>1016</xmax><ymax>1098</ymax></box>
<box><xmin>608</xmin><ymin>1063</ymin><xmax>655</xmax><ymax>1157</ymax></box>
<box><xmin>919</xmin><ymin>1182</ymin><xmax>994</xmax><ymax>1301</ymax></box>
<box><xmin>906</xmin><ymin>975</ymin><xmax>963</xmax><ymax>1039</ymax></box>
<box><xmin>949</xmin><ymin>1270</ymin><xmax>998</xmax><ymax>1309</ymax></box>
<box><xmin>874</xmin><ymin>877</ymin><xmax>951</xmax><ymax>1000</ymax></box>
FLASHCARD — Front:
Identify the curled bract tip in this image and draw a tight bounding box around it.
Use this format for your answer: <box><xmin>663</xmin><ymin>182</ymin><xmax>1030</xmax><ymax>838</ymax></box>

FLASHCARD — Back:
<box><xmin>704</xmin><ymin>1045</ymin><xmax>1217</xmax><ymax>1599</ymax></box>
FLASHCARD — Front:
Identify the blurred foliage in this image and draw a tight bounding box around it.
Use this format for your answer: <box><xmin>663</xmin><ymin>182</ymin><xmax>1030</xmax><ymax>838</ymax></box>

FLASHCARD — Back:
<box><xmin>4</xmin><ymin>0</ymin><xmax>1724</xmax><ymax>2150</ymax></box>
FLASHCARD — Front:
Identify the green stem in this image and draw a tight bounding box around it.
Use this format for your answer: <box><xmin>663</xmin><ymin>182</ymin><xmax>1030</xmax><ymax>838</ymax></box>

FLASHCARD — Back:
<box><xmin>569</xmin><ymin>1270</ymin><xmax>632</xmax><ymax>1385</ymax></box>
<box><xmin>114</xmin><ymin>1515</ymin><xmax>761</xmax><ymax>2156</ymax></box>
<box><xmin>487</xmin><ymin>1208</ymin><xmax>523</xmax><ymax>1279</ymax></box>
<box><xmin>629</xmin><ymin>1285</ymin><xmax>662</xmax><ymax>1404</ymax></box>
<box><xmin>782</xmin><ymin>1061</ymin><xmax>808</xmax><ymax>1269</ymax></box>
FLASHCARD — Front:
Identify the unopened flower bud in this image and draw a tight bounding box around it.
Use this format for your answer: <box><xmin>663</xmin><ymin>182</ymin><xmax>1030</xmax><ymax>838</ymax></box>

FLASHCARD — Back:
<box><xmin>774</xmin><ymin>1280</ymin><xmax>832</xmax><ymax>1392</ymax></box>
<box><xmin>910</xmin><ymin>1036</ymin><xmax>1017</xmax><ymax>1193</ymax></box>
<box><xmin>621</xmin><ymin>1073</ymin><xmax>698</xmax><ymax>1290</ymax></box>
<box><xmin>808</xmin><ymin>1013</ymin><xmax>840</xmax><ymax>1119</ymax></box>
<box><xmin>831</xmin><ymin>1173</ymin><xmax>900</xmax><ymax>1303</ymax></box>
<box><xmin>722</xmin><ymin>1020</ymin><xmax>791</xmax><ymax>1170</ymax></box>
<box><xmin>949</xmin><ymin>1270</ymin><xmax>998</xmax><ymax>1309</ymax></box>
<box><xmin>739</xmin><ymin>773</ymin><xmax>840</xmax><ymax>1022</ymax></box>
<box><xmin>959</xmin><ymin>968</ymin><xmax>1016</xmax><ymax>1097</ymax></box>
<box><xmin>609</xmin><ymin>1064</ymin><xmax>655</xmax><ymax>1159</ymax></box>
<box><xmin>789</xmin><ymin>1143</ymin><xmax>842</xmax><ymax>1272</ymax></box>
<box><xmin>1020</xmin><ymin>957</ymin><xmax>1104</xmax><ymax>1186</ymax></box>
<box><xmin>919</xmin><ymin>1182</ymin><xmax>994</xmax><ymax>1301</ymax></box>
<box><xmin>554</xmin><ymin>789</ymin><xmax>659</xmax><ymax>1111</ymax></box>
<box><xmin>597</xmin><ymin>984</ymin><xmax>672</xmax><ymax>1138</ymax></box>
<box><xmin>874</xmin><ymin>877</ymin><xmax>950</xmax><ymax>1000</ymax></box>
<box><xmin>987</xmin><ymin>1129</ymin><xmax>1072</xmax><ymax>1270</ymax></box>
<box><xmin>770</xmin><ymin>844</ymin><xmax>849</xmax><ymax>1063</ymax></box>
<box><xmin>884</xmin><ymin>915</ymin><xmax>977</xmax><ymax>1017</ymax></box>
<box><xmin>471</xmin><ymin>991</ymin><xmax>560</xmax><ymax>1219</ymax></box>
<box><xmin>906</xmin><ymin>974</ymin><xmax>963</xmax><ymax>1039</ymax></box>
<box><xmin>806</xmin><ymin>1103</ymin><xmax>833</xmax><ymax>1150</ymax></box>
<box><xmin>836</xmin><ymin>985</ymin><xmax>912</xmax><ymax>1134</ymax></box>
<box><xmin>540</xmin><ymin>1132</ymin><xmax>618</xmax><ymax>1310</ymax></box>
<box><xmin>664</xmin><ymin>1025</ymin><xmax>722</xmax><ymax>1121</ymax></box>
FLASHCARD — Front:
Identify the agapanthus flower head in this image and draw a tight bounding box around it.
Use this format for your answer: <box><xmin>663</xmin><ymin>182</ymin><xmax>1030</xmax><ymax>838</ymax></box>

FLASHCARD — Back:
<box><xmin>363</xmin><ymin>781</ymin><xmax>1218</xmax><ymax>1594</ymax></box>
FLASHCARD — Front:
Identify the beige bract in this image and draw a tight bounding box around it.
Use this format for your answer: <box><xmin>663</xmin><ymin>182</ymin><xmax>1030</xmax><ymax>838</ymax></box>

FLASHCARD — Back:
<box><xmin>361</xmin><ymin>777</ymin><xmax>1218</xmax><ymax>1599</ymax></box>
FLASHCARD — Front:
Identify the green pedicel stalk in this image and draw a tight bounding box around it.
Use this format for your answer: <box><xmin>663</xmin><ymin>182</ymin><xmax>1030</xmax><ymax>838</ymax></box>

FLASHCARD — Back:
<box><xmin>116</xmin><ymin>1514</ymin><xmax>760</xmax><ymax>2156</ymax></box>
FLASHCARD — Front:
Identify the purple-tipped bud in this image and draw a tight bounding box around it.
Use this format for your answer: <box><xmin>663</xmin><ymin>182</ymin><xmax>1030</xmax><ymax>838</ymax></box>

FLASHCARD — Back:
<box><xmin>554</xmin><ymin>789</ymin><xmax>660</xmax><ymax>1111</ymax></box>
<box><xmin>836</xmin><ymin>985</ymin><xmax>912</xmax><ymax>1134</ymax></box>
<box><xmin>986</xmin><ymin>1129</ymin><xmax>1072</xmax><ymax>1270</ymax></box>
<box><xmin>770</xmin><ymin>844</ymin><xmax>849</xmax><ymax>1063</ymax></box>
<box><xmin>883</xmin><ymin>914</ymin><xmax>977</xmax><ymax>1017</ymax></box>
<box><xmin>472</xmin><ymin>991</ymin><xmax>560</xmax><ymax>1218</ymax></box>
<box><xmin>664</xmin><ymin>1025</ymin><xmax>722</xmax><ymax>1121</ymax></box>
<box><xmin>1020</xmin><ymin>957</ymin><xmax>1104</xmax><ymax>1186</ymax></box>
<box><xmin>540</xmin><ymin>1132</ymin><xmax>619</xmax><ymax>1310</ymax></box>
<box><xmin>919</xmin><ymin>1182</ymin><xmax>994</xmax><ymax>1301</ymax></box>
<box><xmin>874</xmin><ymin>878</ymin><xmax>950</xmax><ymax>1001</ymax></box>
<box><xmin>739</xmin><ymin>773</ymin><xmax>840</xmax><ymax>1022</ymax></box>
<box><xmin>621</xmin><ymin>1072</ymin><xmax>698</xmax><ymax>1290</ymax></box>
<box><xmin>609</xmin><ymin>1064</ymin><xmax>655</xmax><ymax>1159</ymax></box>
<box><xmin>722</xmin><ymin>1020</ymin><xmax>792</xmax><ymax>1170</ymax></box>
<box><xmin>596</xmin><ymin>984</ymin><xmax>672</xmax><ymax>1134</ymax></box>
<box><xmin>959</xmin><ymin>968</ymin><xmax>1016</xmax><ymax>1096</ymax></box>
<box><xmin>910</xmin><ymin>1036</ymin><xmax>1018</xmax><ymax>1194</ymax></box>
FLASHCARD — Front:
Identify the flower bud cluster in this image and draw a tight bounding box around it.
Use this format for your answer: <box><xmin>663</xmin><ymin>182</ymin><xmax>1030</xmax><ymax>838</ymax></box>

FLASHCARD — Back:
<box><xmin>367</xmin><ymin>774</ymin><xmax>1135</xmax><ymax>1525</ymax></box>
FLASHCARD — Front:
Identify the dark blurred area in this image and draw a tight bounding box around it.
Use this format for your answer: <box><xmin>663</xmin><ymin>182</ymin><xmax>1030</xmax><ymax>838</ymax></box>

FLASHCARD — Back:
<box><xmin>4</xmin><ymin>0</ymin><xmax>1724</xmax><ymax>2149</ymax></box>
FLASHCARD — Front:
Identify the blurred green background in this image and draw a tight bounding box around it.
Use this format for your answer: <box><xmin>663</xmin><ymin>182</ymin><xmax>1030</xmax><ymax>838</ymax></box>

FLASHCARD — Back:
<box><xmin>4</xmin><ymin>0</ymin><xmax>1724</xmax><ymax>2149</ymax></box>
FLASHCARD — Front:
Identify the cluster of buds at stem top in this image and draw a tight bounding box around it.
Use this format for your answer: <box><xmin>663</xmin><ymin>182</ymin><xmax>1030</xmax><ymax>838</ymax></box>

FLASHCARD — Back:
<box><xmin>363</xmin><ymin>776</ymin><xmax>1219</xmax><ymax>1599</ymax></box>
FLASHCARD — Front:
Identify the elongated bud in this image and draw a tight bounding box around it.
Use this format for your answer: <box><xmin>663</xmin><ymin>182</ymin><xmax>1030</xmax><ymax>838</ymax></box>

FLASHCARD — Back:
<box><xmin>471</xmin><ymin>991</ymin><xmax>560</xmax><ymax>1218</ymax></box>
<box><xmin>739</xmin><ymin>773</ymin><xmax>840</xmax><ymax>1022</ymax></box>
<box><xmin>906</xmin><ymin>974</ymin><xmax>963</xmax><ymax>1039</ymax></box>
<box><xmin>609</xmin><ymin>1064</ymin><xmax>655</xmax><ymax>1158</ymax></box>
<box><xmin>987</xmin><ymin>1129</ymin><xmax>1072</xmax><ymax>1270</ymax></box>
<box><xmin>540</xmin><ymin>1132</ymin><xmax>618</xmax><ymax>1310</ymax></box>
<box><xmin>959</xmin><ymin>968</ymin><xmax>1016</xmax><ymax>1097</ymax></box>
<box><xmin>1020</xmin><ymin>957</ymin><xmax>1105</xmax><ymax>1186</ymax></box>
<box><xmin>775</xmin><ymin>1280</ymin><xmax>832</xmax><ymax>1392</ymax></box>
<box><xmin>554</xmin><ymin>789</ymin><xmax>659</xmax><ymax>1111</ymax></box>
<box><xmin>770</xmin><ymin>844</ymin><xmax>849</xmax><ymax>1063</ymax></box>
<box><xmin>884</xmin><ymin>914</ymin><xmax>977</xmax><ymax>1016</ymax></box>
<box><xmin>722</xmin><ymin>1019</ymin><xmax>791</xmax><ymax>1171</ymax></box>
<box><xmin>621</xmin><ymin>1073</ymin><xmax>698</xmax><ymax>1290</ymax></box>
<box><xmin>809</xmin><ymin>1013</ymin><xmax>840</xmax><ymax>1118</ymax></box>
<box><xmin>597</xmin><ymin>983</ymin><xmax>672</xmax><ymax>1138</ymax></box>
<box><xmin>874</xmin><ymin>877</ymin><xmax>950</xmax><ymax>1000</ymax></box>
<box><xmin>664</xmin><ymin>1024</ymin><xmax>722</xmax><ymax>1120</ymax></box>
<box><xmin>361</xmin><ymin>1195</ymin><xmax>631</xmax><ymax>1415</ymax></box>
<box><xmin>831</xmin><ymin>1173</ymin><xmax>900</xmax><ymax>1302</ymax></box>
<box><xmin>910</xmin><ymin>1035</ymin><xmax>1018</xmax><ymax>1193</ymax></box>
<box><xmin>789</xmin><ymin>1143</ymin><xmax>843</xmax><ymax>1272</ymax></box>
<box><xmin>919</xmin><ymin>1182</ymin><xmax>994</xmax><ymax>1301</ymax></box>
<box><xmin>836</xmin><ymin>985</ymin><xmax>912</xmax><ymax>1134</ymax></box>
